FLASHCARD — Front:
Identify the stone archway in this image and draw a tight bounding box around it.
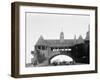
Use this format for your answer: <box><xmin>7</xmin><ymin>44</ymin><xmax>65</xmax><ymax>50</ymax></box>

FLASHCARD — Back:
<box><xmin>49</xmin><ymin>54</ymin><xmax>75</xmax><ymax>66</ymax></box>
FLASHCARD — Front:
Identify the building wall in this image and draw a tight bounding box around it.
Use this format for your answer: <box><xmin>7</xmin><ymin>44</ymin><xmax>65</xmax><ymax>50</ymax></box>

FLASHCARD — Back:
<box><xmin>33</xmin><ymin>40</ymin><xmax>89</xmax><ymax>65</ymax></box>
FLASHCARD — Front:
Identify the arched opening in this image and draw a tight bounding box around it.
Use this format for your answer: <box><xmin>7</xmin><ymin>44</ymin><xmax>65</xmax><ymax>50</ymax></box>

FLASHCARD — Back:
<box><xmin>49</xmin><ymin>54</ymin><xmax>75</xmax><ymax>66</ymax></box>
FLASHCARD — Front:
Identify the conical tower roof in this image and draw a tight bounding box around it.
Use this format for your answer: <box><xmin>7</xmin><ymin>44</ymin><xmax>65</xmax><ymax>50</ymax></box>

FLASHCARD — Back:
<box><xmin>77</xmin><ymin>35</ymin><xmax>84</xmax><ymax>44</ymax></box>
<box><xmin>35</xmin><ymin>35</ymin><xmax>46</xmax><ymax>46</ymax></box>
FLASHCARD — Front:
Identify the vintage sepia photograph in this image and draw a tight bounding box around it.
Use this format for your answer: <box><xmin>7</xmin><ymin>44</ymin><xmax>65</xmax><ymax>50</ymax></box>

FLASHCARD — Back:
<box><xmin>25</xmin><ymin>12</ymin><xmax>90</xmax><ymax>67</ymax></box>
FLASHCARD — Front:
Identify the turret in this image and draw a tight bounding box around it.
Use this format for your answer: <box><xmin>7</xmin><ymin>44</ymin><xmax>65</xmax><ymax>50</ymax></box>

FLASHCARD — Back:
<box><xmin>60</xmin><ymin>32</ymin><xmax>64</xmax><ymax>42</ymax></box>
<box><xmin>35</xmin><ymin>35</ymin><xmax>45</xmax><ymax>46</ymax></box>
<box><xmin>74</xmin><ymin>34</ymin><xmax>77</xmax><ymax>44</ymax></box>
<box><xmin>77</xmin><ymin>35</ymin><xmax>84</xmax><ymax>44</ymax></box>
<box><xmin>85</xmin><ymin>24</ymin><xmax>90</xmax><ymax>40</ymax></box>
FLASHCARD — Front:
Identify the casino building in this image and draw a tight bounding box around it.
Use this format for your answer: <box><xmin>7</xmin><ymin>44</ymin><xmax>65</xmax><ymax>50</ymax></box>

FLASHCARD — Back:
<box><xmin>31</xmin><ymin>27</ymin><xmax>90</xmax><ymax>66</ymax></box>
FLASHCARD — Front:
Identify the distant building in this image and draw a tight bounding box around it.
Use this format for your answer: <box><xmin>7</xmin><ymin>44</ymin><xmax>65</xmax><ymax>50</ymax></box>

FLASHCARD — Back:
<box><xmin>31</xmin><ymin>26</ymin><xmax>90</xmax><ymax>66</ymax></box>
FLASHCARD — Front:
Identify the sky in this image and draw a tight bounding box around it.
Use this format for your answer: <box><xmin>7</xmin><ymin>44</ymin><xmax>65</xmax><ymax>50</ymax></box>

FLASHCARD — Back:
<box><xmin>25</xmin><ymin>12</ymin><xmax>90</xmax><ymax>64</ymax></box>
